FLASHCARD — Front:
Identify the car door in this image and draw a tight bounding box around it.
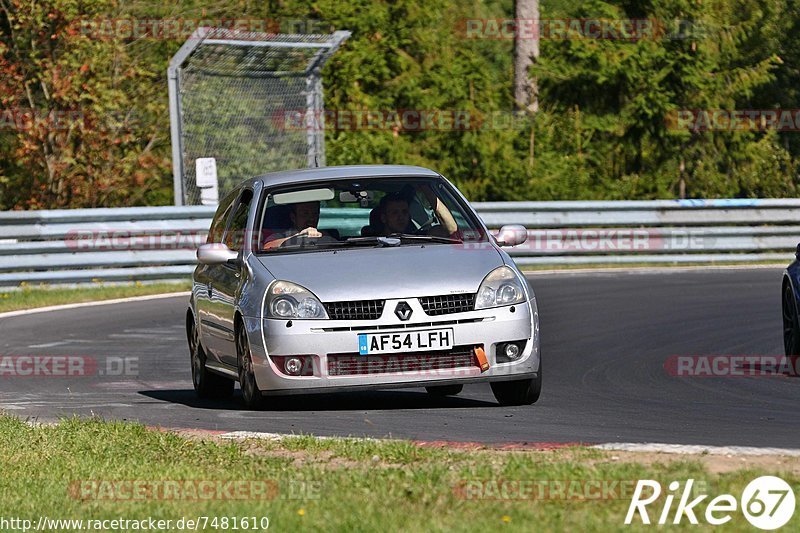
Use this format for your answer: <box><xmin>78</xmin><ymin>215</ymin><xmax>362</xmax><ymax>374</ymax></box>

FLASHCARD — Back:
<box><xmin>211</xmin><ymin>188</ymin><xmax>254</xmax><ymax>367</ymax></box>
<box><xmin>195</xmin><ymin>189</ymin><xmax>238</xmax><ymax>363</ymax></box>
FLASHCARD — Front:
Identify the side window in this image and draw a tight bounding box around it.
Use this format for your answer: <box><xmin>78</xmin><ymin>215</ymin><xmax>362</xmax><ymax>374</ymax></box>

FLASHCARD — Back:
<box><xmin>207</xmin><ymin>191</ymin><xmax>238</xmax><ymax>244</ymax></box>
<box><xmin>409</xmin><ymin>193</ymin><xmax>431</xmax><ymax>228</ymax></box>
<box><xmin>223</xmin><ymin>189</ymin><xmax>254</xmax><ymax>252</ymax></box>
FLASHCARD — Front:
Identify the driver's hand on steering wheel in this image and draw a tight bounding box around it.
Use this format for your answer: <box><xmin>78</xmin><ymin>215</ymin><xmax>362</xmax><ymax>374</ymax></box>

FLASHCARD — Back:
<box><xmin>297</xmin><ymin>227</ymin><xmax>322</xmax><ymax>238</ymax></box>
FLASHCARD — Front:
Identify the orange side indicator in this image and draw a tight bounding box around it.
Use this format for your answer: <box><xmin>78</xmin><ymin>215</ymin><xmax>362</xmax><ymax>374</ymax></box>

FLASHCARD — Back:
<box><xmin>474</xmin><ymin>346</ymin><xmax>489</xmax><ymax>372</ymax></box>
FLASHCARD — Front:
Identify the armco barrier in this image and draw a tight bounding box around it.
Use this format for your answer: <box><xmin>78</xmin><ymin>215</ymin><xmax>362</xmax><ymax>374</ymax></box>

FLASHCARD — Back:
<box><xmin>0</xmin><ymin>199</ymin><xmax>797</xmax><ymax>285</ymax></box>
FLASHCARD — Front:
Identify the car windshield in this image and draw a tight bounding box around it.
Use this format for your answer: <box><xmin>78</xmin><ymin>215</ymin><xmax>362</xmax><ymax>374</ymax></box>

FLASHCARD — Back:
<box><xmin>255</xmin><ymin>176</ymin><xmax>488</xmax><ymax>254</ymax></box>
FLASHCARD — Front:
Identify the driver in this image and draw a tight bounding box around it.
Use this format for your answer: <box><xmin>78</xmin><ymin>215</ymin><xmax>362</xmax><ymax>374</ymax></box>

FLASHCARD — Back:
<box><xmin>262</xmin><ymin>201</ymin><xmax>336</xmax><ymax>250</ymax></box>
<box><xmin>379</xmin><ymin>185</ymin><xmax>458</xmax><ymax>237</ymax></box>
<box><xmin>380</xmin><ymin>193</ymin><xmax>413</xmax><ymax>235</ymax></box>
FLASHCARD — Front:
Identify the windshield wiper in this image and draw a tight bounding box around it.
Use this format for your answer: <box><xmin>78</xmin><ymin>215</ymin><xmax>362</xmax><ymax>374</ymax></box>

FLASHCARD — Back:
<box><xmin>269</xmin><ymin>237</ymin><xmax>400</xmax><ymax>250</ymax></box>
<box><xmin>386</xmin><ymin>233</ymin><xmax>463</xmax><ymax>244</ymax></box>
<box><xmin>343</xmin><ymin>236</ymin><xmax>402</xmax><ymax>247</ymax></box>
<box><xmin>343</xmin><ymin>234</ymin><xmax>462</xmax><ymax>246</ymax></box>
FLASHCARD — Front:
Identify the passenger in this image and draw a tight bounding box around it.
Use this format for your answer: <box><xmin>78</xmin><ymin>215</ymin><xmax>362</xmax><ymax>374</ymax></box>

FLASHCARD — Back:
<box><xmin>262</xmin><ymin>201</ymin><xmax>336</xmax><ymax>250</ymax></box>
<box><xmin>379</xmin><ymin>185</ymin><xmax>458</xmax><ymax>238</ymax></box>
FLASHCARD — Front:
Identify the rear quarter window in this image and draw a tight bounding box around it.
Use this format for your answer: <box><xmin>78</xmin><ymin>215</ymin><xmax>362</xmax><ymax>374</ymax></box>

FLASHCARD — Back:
<box><xmin>207</xmin><ymin>190</ymin><xmax>238</xmax><ymax>244</ymax></box>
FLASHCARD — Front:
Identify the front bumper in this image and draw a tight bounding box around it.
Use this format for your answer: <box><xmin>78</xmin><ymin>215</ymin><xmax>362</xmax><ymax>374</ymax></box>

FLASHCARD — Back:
<box><xmin>244</xmin><ymin>297</ymin><xmax>539</xmax><ymax>394</ymax></box>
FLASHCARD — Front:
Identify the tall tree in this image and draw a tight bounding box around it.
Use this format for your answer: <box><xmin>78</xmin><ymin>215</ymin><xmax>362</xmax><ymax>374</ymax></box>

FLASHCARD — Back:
<box><xmin>531</xmin><ymin>0</ymin><xmax>794</xmax><ymax>199</ymax></box>
<box><xmin>514</xmin><ymin>0</ymin><xmax>539</xmax><ymax>111</ymax></box>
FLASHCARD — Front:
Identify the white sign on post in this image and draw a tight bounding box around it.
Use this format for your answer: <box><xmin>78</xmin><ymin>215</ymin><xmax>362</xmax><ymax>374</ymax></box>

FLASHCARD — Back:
<box><xmin>195</xmin><ymin>157</ymin><xmax>219</xmax><ymax>205</ymax></box>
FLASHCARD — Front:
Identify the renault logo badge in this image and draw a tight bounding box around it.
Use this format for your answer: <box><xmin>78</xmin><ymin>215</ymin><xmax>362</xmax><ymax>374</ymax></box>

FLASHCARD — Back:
<box><xmin>395</xmin><ymin>301</ymin><xmax>413</xmax><ymax>321</ymax></box>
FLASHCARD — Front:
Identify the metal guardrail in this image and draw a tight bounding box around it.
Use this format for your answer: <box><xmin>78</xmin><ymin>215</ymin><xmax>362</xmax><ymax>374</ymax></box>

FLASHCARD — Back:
<box><xmin>0</xmin><ymin>206</ymin><xmax>213</xmax><ymax>285</ymax></box>
<box><xmin>0</xmin><ymin>199</ymin><xmax>797</xmax><ymax>285</ymax></box>
<box><xmin>480</xmin><ymin>198</ymin><xmax>800</xmax><ymax>266</ymax></box>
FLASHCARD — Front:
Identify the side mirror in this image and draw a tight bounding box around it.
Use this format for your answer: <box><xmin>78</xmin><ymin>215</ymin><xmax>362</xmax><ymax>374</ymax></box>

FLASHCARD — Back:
<box><xmin>796</xmin><ymin>243</ymin><xmax>800</xmax><ymax>260</ymax></box>
<box><xmin>496</xmin><ymin>225</ymin><xmax>528</xmax><ymax>247</ymax></box>
<box><xmin>197</xmin><ymin>243</ymin><xmax>239</xmax><ymax>265</ymax></box>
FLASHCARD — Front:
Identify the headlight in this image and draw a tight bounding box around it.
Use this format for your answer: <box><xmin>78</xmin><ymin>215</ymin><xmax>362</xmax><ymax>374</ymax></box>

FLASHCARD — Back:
<box><xmin>266</xmin><ymin>281</ymin><xmax>328</xmax><ymax>319</ymax></box>
<box><xmin>475</xmin><ymin>266</ymin><xmax>526</xmax><ymax>310</ymax></box>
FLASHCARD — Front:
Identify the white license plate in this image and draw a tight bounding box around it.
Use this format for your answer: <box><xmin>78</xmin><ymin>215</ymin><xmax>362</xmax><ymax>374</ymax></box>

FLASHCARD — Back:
<box><xmin>358</xmin><ymin>329</ymin><xmax>454</xmax><ymax>355</ymax></box>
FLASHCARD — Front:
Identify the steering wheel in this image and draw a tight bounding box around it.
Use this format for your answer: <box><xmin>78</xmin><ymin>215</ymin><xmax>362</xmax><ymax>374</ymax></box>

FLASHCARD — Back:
<box><xmin>280</xmin><ymin>233</ymin><xmax>321</xmax><ymax>248</ymax></box>
<box><xmin>413</xmin><ymin>215</ymin><xmax>437</xmax><ymax>235</ymax></box>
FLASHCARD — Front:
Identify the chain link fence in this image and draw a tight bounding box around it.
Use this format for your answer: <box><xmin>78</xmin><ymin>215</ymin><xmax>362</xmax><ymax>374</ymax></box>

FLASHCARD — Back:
<box><xmin>168</xmin><ymin>28</ymin><xmax>350</xmax><ymax>205</ymax></box>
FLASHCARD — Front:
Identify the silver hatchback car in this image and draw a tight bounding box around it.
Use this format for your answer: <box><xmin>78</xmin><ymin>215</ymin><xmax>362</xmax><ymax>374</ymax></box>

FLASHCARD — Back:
<box><xmin>187</xmin><ymin>165</ymin><xmax>540</xmax><ymax>408</ymax></box>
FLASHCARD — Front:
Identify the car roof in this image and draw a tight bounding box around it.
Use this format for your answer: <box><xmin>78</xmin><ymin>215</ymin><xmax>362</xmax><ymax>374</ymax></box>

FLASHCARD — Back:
<box><xmin>245</xmin><ymin>165</ymin><xmax>441</xmax><ymax>189</ymax></box>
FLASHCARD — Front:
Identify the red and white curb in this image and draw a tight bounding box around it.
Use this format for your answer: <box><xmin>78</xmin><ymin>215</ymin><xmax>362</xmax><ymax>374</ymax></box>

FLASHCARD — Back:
<box><xmin>205</xmin><ymin>431</ymin><xmax>800</xmax><ymax>456</ymax></box>
<box><xmin>218</xmin><ymin>431</ymin><xmax>315</xmax><ymax>441</ymax></box>
<box><xmin>24</xmin><ymin>421</ymin><xmax>800</xmax><ymax>456</ymax></box>
<box><xmin>593</xmin><ymin>442</ymin><xmax>800</xmax><ymax>457</ymax></box>
<box><xmin>214</xmin><ymin>431</ymin><xmax>582</xmax><ymax>450</ymax></box>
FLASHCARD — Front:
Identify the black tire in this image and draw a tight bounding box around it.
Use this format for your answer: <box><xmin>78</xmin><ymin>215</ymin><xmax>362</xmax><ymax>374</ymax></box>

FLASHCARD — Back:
<box><xmin>783</xmin><ymin>283</ymin><xmax>800</xmax><ymax>356</ymax></box>
<box><xmin>491</xmin><ymin>376</ymin><xmax>541</xmax><ymax>406</ymax></box>
<box><xmin>236</xmin><ymin>324</ymin><xmax>263</xmax><ymax>409</ymax></box>
<box><xmin>425</xmin><ymin>384</ymin><xmax>463</xmax><ymax>397</ymax></box>
<box><xmin>491</xmin><ymin>355</ymin><xmax>542</xmax><ymax>407</ymax></box>
<box><xmin>188</xmin><ymin>315</ymin><xmax>234</xmax><ymax>399</ymax></box>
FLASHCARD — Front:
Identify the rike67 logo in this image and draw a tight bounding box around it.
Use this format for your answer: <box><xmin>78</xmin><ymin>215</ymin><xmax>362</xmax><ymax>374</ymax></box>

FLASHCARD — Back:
<box><xmin>625</xmin><ymin>476</ymin><xmax>795</xmax><ymax>530</ymax></box>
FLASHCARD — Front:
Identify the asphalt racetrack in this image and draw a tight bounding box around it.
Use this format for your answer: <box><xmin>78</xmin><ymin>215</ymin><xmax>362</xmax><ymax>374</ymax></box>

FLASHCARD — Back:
<box><xmin>1</xmin><ymin>267</ymin><xmax>796</xmax><ymax>447</ymax></box>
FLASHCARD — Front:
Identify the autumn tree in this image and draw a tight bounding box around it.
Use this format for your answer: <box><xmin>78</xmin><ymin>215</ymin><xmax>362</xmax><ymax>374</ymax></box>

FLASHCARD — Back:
<box><xmin>0</xmin><ymin>0</ymin><xmax>169</xmax><ymax>209</ymax></box>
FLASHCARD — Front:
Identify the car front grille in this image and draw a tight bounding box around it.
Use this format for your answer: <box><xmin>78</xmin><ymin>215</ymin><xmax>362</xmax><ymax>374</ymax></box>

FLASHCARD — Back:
<box><xmin>316</xmin><ymin>317</ymin><xmax>486</xmax><ymax>333</ymax></box>
<box><xmin>324</xmin><ymin>299</ymin><xmax>386</xmax><ymax>320</ymax></box>
<box><xmin>327</xmin><ymin>346</ymin><xmax>480</xmax><ymax>376</ymax></box>
<box><xmin>418</xmin><ymin>293</ymin><xmax>476</xmax><ymax>316</ymax></box>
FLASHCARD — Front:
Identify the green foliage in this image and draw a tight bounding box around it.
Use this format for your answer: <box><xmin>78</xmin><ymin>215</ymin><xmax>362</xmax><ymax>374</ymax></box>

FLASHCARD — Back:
<box><xmin>0</xmin><ymin>0</ymin><xmax>799</xmax><ymax>207</ymax></box>
<box><xmin>0</xmin><ymin>0</ymin><xmax>171</xmax><ymax>208</ymax></box>
<box><xmin>534</xmin><ymin>0</ymin><xmax>799</xmax><ymax>198</ymax></box>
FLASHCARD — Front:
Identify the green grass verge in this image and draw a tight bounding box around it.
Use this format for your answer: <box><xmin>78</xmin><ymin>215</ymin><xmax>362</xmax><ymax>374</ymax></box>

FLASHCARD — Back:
<box><xmin>0</xmin><ymin>416</ymin><xmax>795</xmax><ymax>531</ymax></box>
<box><xmin>0</xmin><ymin>282</ymin><xmax>191</xmax><ymax>313</ymax></box>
